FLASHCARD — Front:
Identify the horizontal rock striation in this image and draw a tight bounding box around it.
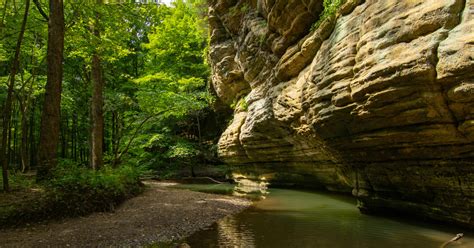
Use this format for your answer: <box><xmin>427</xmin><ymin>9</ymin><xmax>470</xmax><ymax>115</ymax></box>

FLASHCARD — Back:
<box><xmin>209</xmin><ymin>0</ymin><xmax>474</xmax><ymax>227</ymax></box>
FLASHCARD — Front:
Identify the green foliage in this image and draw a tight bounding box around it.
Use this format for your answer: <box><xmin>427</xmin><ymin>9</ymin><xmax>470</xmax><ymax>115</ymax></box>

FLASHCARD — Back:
<box><xmin>133</xmin><ymin>73</ymin><xmax>211</xmax><ymax>118</ymax></box>
<box><xmin>118</xmin><ymin>0</ymin><xmax>215</xmax><ymax>172</ymax></box>
<box><xmin>241</xmin><ymin>4</ymin><xmax>250</xmax><ymax>13</ymax></box>
<box><xmin>166</xmin><ymin>140</ymin><xmax>199</xmax><ymax>159</ymax></box>
<box><xmin>1</xmin><ymin>0</ymin><xmax>216</xmax><ymax>200</ymax></box>
<box><xmin>47</xmin><ymin>162</ymin><xmax>143</xmax><ymax>214</ymax></box>
<box><xmin>0</xmin><ymin>172</ymin><xmax>35</xmax><ymax>192</ymax></box>
<box><xmin>230</xmin><ymin>96</ymin><xmax>248</xmax><ymax>111</ymax></box>
<box><xmin>144</xmin><ymin>0</ymin><xmax>208</xmax><ymax>78</ymax></box>
<box><xmin>311</xmin><ymin>0</ymin><xmax>345</xmax><ymax>31</ymax></box>
<box><xmin>0</xmin><ymin>44</ymin><xmax>7</xmax><ymax>62</ymax></box>
<box><xmin>0</xmin><ymin>162</ymin><xmax>143</xmax><ymax>227</ymax></box>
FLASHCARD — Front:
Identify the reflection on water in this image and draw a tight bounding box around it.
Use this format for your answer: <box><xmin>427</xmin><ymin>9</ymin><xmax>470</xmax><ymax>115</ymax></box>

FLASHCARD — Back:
<box><xmin>171</xmin><ymin>182</ymin><xmax>268</xmax><ymax>200</ymax></box>
<box><xmin>179</xmin><ymin>185</ymin><xmax>474</xmax><ymax>248</ymax></box>
<box><xmin>233</xmin><ymin>177</ymin><xmax>269</xmax><ymax>199</ymax></box>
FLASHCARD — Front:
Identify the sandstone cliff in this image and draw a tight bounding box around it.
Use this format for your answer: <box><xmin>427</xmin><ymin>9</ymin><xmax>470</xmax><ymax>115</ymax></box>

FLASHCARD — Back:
<box><xmin>208</xmin><ymin>0</ymin><xmax>474</xmax><ymax>227</ymax></box>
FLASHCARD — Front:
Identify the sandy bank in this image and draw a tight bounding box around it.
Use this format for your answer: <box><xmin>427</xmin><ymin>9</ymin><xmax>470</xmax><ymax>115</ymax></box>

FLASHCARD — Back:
<box><xmin>0</xmin><ymin>181</ymin><xmax>251</xmax><ymax>247</ymax></box>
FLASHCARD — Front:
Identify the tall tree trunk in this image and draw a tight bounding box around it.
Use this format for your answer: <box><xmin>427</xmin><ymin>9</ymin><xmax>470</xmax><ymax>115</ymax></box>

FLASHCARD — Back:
<box><xmin>37</xmin><ymin>0</ymin><xmax>64</xmax><ymax>181</ymax></box>
<box><xmin>1</xmin><ymin>0</ymin><xmax>30</xmax><ymax>192</ymax></box>
<box><xmin>91</xmin><ymin>52</ymin><xmax>104</xmax><ymax>169</ymax></box>
<box><xmin>90</xmin><ymin>3</ymin><xmax>104</xmax><ymax>170</ymax></box>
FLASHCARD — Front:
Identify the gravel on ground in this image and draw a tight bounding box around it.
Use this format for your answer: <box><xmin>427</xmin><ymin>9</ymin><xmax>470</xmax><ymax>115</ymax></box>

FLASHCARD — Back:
<box><xmin>0</xmin><ymin>181</ymin><xmax>251</xmax><ymax>247</ymax></box>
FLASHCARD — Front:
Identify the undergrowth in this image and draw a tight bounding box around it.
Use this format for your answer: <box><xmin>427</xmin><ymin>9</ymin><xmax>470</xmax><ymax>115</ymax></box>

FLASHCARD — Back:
<box><xmin>47</xmin><ymin>163</ymin><xmax>143</xmax><ymax>214</ymax></box>
<box><xmin>311</xmin><ymin>0</ymin><xmax>346</xmax><ymax>31</ymax></box>
<box><xmin>0</xmin><ymin>163</ymin><xmax>143</xmax><ymax>227</ymax></box>
<box><xmin>1</xmin><ymin>171</ymin><xmax>35</xmax><ymax>191</ymax></box>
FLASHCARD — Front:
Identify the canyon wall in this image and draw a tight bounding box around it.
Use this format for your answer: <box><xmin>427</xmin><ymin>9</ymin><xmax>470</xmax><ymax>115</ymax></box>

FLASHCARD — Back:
<box><xmin>208</xmin><ymin>0</ymin><xmax>474</xmax><ymax>227</ymax></box>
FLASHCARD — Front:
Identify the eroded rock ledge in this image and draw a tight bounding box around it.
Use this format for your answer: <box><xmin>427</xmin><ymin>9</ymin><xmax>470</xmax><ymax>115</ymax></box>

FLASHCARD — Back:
<box><xmin>209</xmin><ymin>0</ymin><xmax>474</xmax><ymax>227</ymax></box>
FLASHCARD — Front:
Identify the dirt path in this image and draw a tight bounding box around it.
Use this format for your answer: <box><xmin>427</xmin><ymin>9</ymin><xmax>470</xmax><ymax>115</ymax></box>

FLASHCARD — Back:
<box><xmin>0</xmin><ymin>181</ymin><xmax>251</xmax><ymax>247</ymax></box>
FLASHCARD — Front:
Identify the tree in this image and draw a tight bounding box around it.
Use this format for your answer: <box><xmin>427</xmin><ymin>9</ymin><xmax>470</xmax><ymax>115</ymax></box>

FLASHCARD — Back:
<box><xmin>1</xmin><ymin>0</ymin><xmax>30</xmax><ymax>191</ymax></box>
<box><xmin>91</xmin><ymin>0</ymin><xmax>104</xmax><ymax>170</ymax></box>
<box><xmin>0</xmin><ymin>0</ymin><xmax>213</xmax><ymax>181</ymax></box>
<box><xmin>120</xmin><ymin>0</ymin><xmax>212</xmax><ymax>170</ymax></box>
<box><xmin>37</xmin><ymin>0</ymin><xmax>65</xmax><ymax>180</ymax></box>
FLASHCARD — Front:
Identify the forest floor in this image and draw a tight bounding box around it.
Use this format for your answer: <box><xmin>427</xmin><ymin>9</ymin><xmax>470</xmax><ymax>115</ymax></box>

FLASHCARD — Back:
<box><xmin>0</xmin><ymin>181</ymin><xmax>251</xmax><ymax>247</ymax></box>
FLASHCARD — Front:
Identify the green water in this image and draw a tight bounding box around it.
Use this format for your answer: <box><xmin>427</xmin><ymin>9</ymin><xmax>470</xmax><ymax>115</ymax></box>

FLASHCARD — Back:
<box><xmin>173</xmin><ymin>184</ymin><xmax>474</xmax><ymax>248</ymax></box>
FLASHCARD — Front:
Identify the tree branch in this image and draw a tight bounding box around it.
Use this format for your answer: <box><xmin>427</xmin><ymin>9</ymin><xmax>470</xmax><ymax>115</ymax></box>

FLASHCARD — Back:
<box><xmin>33</xmin><ymin>0</ymin><xmax>48</xmax><ymax>22</ymax></box>
<box><xmin>115</xmin><ymin>115</ymin><xmax>153</xmax><ymax>162</ymax></box>
<box><xmin>112</xmin><ymin>110</ymin><xmax>171</xmax><ymax>166</ymax></box>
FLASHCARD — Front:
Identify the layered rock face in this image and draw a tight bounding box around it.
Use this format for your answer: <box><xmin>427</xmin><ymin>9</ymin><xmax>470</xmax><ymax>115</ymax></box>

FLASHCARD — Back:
<box><xmin>209</xmin><ymin>0</ymin><xmax>474</xmax><ymax>227</ymax></box>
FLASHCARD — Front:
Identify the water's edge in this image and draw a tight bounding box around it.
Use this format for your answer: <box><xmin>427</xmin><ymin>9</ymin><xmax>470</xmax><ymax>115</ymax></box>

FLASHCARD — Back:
<box><xmin>170</xmin><ymin>184</ymin><xmax>474</xmax><ymax>248</ymax></box>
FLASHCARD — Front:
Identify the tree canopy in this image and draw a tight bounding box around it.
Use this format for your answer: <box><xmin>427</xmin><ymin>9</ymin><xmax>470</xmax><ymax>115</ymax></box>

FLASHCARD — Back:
<box><xmin>0</xmin><ymin>0</ymin><xmax>216</xmax><ymax>190</ymax></box>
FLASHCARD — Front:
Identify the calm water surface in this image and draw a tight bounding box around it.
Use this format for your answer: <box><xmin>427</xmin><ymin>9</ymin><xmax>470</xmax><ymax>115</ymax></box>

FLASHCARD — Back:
<box><xmin>172</xmin><ymin>184</ymin><xmax>474</xmax><ymax>248</ymax></box>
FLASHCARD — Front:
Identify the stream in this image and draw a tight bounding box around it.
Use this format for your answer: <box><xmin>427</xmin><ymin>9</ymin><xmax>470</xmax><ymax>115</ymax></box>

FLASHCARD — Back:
<box><xmin>171</xmin><ymin>184</ymin><xmax>474</xmax><ymax>248</ymax></box>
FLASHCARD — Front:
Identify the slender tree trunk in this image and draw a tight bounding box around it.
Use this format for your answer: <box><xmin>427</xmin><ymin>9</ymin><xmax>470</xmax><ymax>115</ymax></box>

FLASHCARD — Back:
<box><xmin>37</xmin><ymin>0</ymin><xmax>65</xmax><ymax>181</ymax></box>
<box><xmin>111</xmin><ymin>112</ymin><xmax>124</xmax><ymax>167</ymax></box>
<box><xmin>18</xmin><ymin>76</ymin><xmax>36</xmax><ymax>173</ymax></box>
<box><xmin>111</xmin><ymin>111</ymin><xmax>115</xmax><ymax>154</ymax></box>
<box><xmin>196</xmin><ymin>113</ymin><xmax>201</xmax><ymax>144</ymax></box>
<box><xmin>90</xmin><ymin>2</ymin><xmax>104</xmax><ymax>170</ymax></box>
<box><xmin>72</xmin><ymin>113</ymin><xmax>77</xmax><ymax>161</ymax></box>
<box><xmin>80</xmin><ymin>147</ymin><xmax>84</xmax><ymax>163</ymax></box>
<box><xmin>103</xmin><ymin>117</ymin><xmax>106</xmax><ymax>154</ymax></box>
<box><xmin>66</xmin><ymin>115</ymin><xmax>69</xmax><ymax>158</ymax></box>
<box><xmin>112</xmin><ymin>113</ymin><xmax>163</xmax><ymax>167</ymax></box>
<box><xmin>20</xmin><ymin>103</ymin><xmax>29</xmax><ymax>172</ymax></box>
<box><xmin>7</xmin><ymin>108</ymin><xmax>12</xmax><ymax>166</ymax></box>
<box><xmin>1</xmin><ymin>0</ymin><xmax>30</xmax><ymax>192</ymax></box>
<box><xmin>14</xmin><ymin>105</ymin><xmax>19</xmax><ymax>166</ymax></box>
<box><xmin>29</xmin><ymin>102</ymin><xmax>35</xmax><ymax>170</ymax></box>
<box><xmin>60</xmin><ymin>112</ymin><xmax>66</xmax><ymax>158</ymax></box>
<box><xmin>111</xmin><ymin>111</ymin><xmax>117</xmax><ymax>157</ymax></box>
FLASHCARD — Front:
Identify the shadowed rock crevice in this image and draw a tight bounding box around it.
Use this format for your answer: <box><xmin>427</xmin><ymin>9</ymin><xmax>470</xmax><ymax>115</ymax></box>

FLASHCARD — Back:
<box><xmin>433</xmin><ymin>0</ymin><xmax>469</xmax><ymax>137</ymax></box>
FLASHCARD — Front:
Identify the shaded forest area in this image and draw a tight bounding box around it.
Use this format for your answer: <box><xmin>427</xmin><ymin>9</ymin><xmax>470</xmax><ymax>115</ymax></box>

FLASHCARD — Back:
<box><xmin>0</xmin><ymin>0</ymin><xmax>228</xmax><ymax>225</ymax></box>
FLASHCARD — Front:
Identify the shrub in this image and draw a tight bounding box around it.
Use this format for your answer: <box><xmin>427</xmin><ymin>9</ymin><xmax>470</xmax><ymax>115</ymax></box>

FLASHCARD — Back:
<box><xmin>47</xmin><ymin>163</ymin><xmax>143</xmax><ymax>215</ymax></box>
<box><xmin>0</xmin><ymin>163</ymin><xmax>144</xmax><ymax>227</ymax></box>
